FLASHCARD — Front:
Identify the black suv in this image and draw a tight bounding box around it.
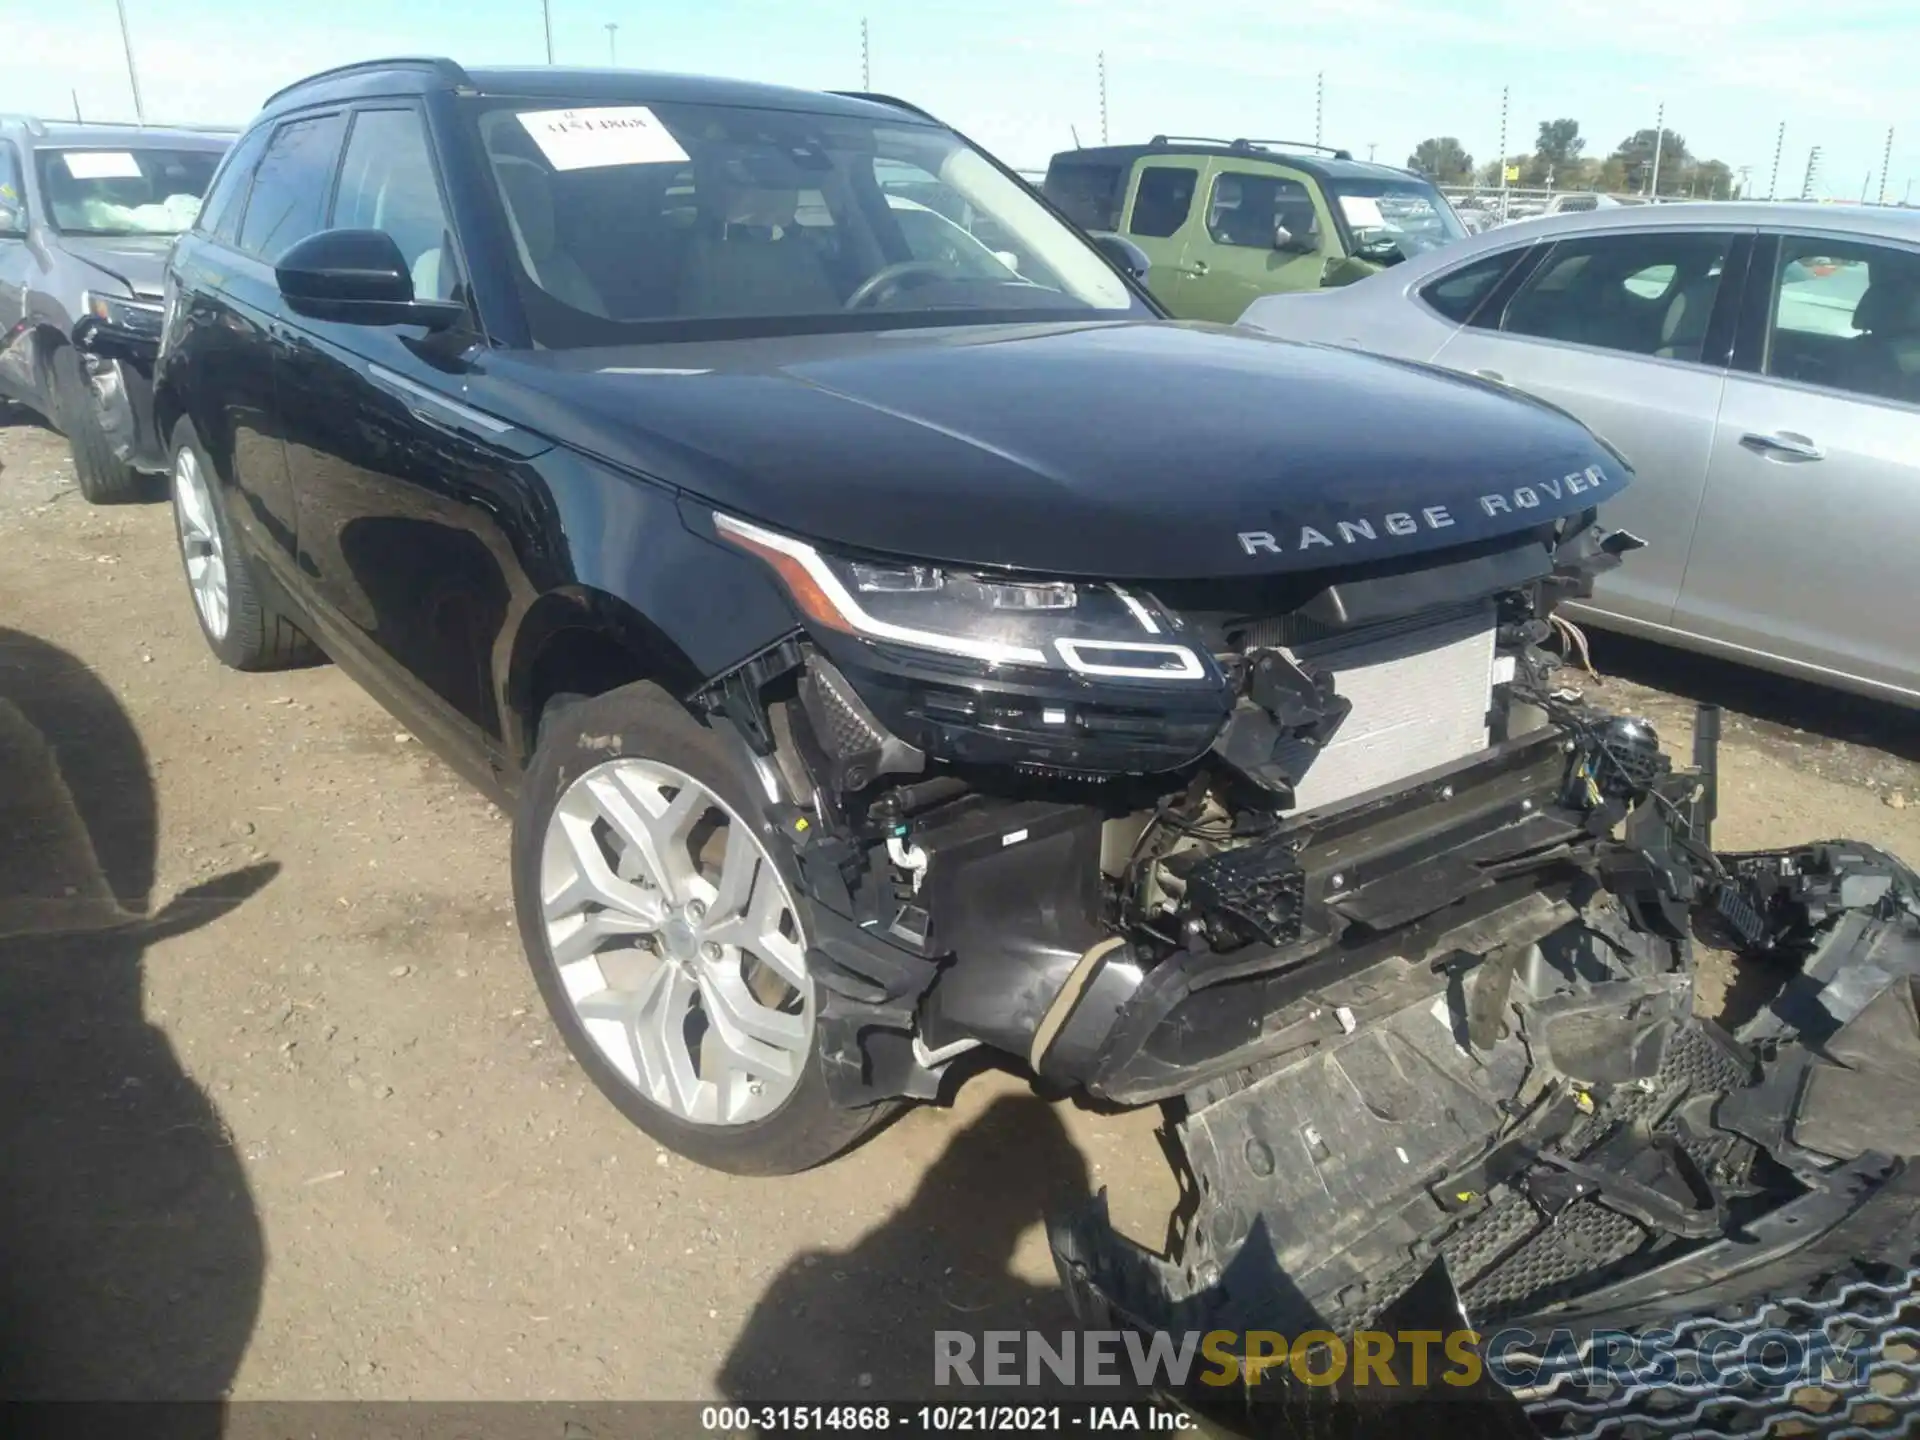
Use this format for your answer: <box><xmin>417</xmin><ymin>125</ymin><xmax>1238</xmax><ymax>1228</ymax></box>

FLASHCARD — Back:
<box><xmin>0</xmin><ymin>116</ymin><xmax>231</xmax><ymax>501</ymax></box>
<box><xmin>155</xmin><ymin>59</ymin><xmax>1920</xmax><ymax>1376</ymax></box>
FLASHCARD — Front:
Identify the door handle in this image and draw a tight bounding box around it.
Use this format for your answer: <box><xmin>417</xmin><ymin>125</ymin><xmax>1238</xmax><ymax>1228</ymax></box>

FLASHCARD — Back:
<box><xmin>1187</xmin><ymin>260</ymin><xmax>1209</xmax><ymax>277</ymax></box>
<box><xmin>1739</xmin><ymin>430</ymin><xmax>1824</xmax><ymax>462</ymax></box>
<box><xmin>1472</xmin><ymin>368</ymin><xmax>1506</xmax><ymax>384</ymax></box>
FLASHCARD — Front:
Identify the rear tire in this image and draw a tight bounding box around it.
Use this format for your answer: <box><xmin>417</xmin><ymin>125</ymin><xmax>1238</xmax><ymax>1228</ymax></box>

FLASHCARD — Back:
<box><xmin>167</xmin><ymin>417</ymin><xmax>318</xmax><ymax>671</ymax></box>
<box><xmin>50</xmin><ymin>344</ymin><xmax>144</xmax><ymax>504</ymax></box>
<box><xmin>512</xmin><ymin>681</ymin><xmax>895</xmax><ymax>1174</ymax></box>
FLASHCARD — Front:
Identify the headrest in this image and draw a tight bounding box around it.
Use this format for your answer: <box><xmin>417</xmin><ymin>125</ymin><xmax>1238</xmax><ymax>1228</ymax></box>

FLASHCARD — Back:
<box><xmin>1853</xmin><ymin>276</ymin><xmax>1920</xmax><ymax>334</ymax></box>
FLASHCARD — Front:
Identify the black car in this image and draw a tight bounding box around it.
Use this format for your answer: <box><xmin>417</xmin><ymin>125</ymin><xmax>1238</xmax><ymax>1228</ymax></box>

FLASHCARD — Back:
<box><xmin>154</xmin><ymin>59</ymin><xmax>1920</xmax><ymax>1394</ymax></box>
<box><xmin>0</xmin><ymin>116</ymin><xmax>231</xmax><ymax>501</ymax></box>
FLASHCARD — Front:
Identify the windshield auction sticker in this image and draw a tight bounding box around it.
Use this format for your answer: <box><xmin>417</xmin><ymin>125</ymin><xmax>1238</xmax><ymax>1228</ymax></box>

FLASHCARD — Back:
<box><xmin>515</xmin><ymin>106</ymin><xmax>691</xmax><ymax>171</ymax></box>
<box><xmin>63</xmin><ymin>151</ymin><xmax>144</xmax><ymax>180</ymax></box>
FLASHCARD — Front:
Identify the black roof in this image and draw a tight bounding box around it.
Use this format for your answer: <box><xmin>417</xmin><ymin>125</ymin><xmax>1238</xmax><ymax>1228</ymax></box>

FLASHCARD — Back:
<box><xmin>1048</xmin><ymin>138</ymin><xmax>1422</xmax><ymax>185</ymax></box>
<box><xmin>260</xmin><ymin>57</ymin><xmax>936</xmax><ymax>126</ymax></box>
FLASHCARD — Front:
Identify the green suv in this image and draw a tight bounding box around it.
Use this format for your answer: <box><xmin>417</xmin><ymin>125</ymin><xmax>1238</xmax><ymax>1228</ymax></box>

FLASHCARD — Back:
<box><xmin>1042</xmin><ymin>136</ymin><xmax>1468</xmax><ymax>322</ymax></box>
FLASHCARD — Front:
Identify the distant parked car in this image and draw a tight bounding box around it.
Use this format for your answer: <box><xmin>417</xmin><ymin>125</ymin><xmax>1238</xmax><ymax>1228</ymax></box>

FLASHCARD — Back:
<box><xmin>0</xmin><ymin>117</ymin><xmax>232</xmax><ymax>501</ymax></box>
<box><xmin>1240</xmin><ymin>202</ymin><xmax>1920</xmax><ymax>708</ymax></box>
<box><xmin>1041</xmin><ymin>137</ymin><xmax>1468</xmax><ymax>322</ymax></box>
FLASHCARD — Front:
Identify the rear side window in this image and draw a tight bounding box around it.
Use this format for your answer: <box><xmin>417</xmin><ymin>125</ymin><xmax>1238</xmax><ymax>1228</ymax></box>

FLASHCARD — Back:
<box><xmin>1044</xmin><ymin>160</ymin><xmax>1123</xmax><ymax>231</ymax></box>
<box><xmin>196</xmin><ymin>125</ymin><xmax>270</xmax><ymax>246</ymax></box>
<box><xmin>1500</xmin><ymin>230</ymin><xmax>1733</xmax><ymax>364</ymax></box>
<box><xmin>1420</xmin><ymin>249</ymin><xmax>1533</xmax><ymax>326</ymax></box>
<box><xmin>1128</xmin><ymin>167</ymin><xmax>1197</xmax><ymax>239</ymax></box>
<box><xmin>238</xmin><ymin>112</ymin><xmax>347</xmax><ymax>262</ymax></box>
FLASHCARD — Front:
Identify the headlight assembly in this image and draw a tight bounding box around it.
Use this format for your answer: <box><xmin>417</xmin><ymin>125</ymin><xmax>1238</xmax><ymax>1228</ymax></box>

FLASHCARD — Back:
<box><xmin>713</xmin><ymin>512</ymin><xmax>1208</xmax><ymax>681</ymax></box>
<box><xmin>82</xmin><ymin>290</ymin><xmax>165</xmax><ymax>338</ymax></box>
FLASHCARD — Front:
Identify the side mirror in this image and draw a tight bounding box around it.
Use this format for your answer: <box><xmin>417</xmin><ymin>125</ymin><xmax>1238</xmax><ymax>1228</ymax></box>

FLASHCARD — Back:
<box><xmin>1091</xmin><ymin>232</ymin><xmax>1151</xmax><ymax>281</ymax></box>
<box><xmin>0</xmin><ymin>201</ymin><xmax>27</xmax><ymax>238</ymax></box>
<box><xmin>274</xmin><ymin>228</ymin><xmax>464</xmax><ymax>331</ymax></box>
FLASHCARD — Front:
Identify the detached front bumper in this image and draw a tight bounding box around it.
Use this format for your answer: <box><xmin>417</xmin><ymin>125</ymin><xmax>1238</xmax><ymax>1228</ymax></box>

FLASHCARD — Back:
<box><xmin>1048</xmin><ymin>844</ymin><xmax>1920</xmax><ymax>1437</ymax></box>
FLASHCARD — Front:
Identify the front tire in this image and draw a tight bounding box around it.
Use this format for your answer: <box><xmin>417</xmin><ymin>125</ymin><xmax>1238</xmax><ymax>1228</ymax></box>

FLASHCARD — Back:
<box><xmin>512</xmin><ymin>681</ymin><xmax>891</xmax><ymax>1174</ymax></box>
<box><xmin>50</xmin><ymin>344</ymin><xmax>144</xmax><ymax>504</ymax></box>
<box><xmin>168</xmin><ymin>417</ymin><xmax>317</xmax><ymax>671</ymax></box>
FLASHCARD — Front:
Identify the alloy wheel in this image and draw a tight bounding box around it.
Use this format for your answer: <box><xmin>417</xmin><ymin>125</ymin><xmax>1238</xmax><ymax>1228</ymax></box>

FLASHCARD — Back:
<box><xmin>172</xmin><ymin>447</ymin><xmax>229</xmax><ymax>640</ymax></box>
<box><xmin>539</xmin><ymin>757</ymin><xmax>813</xmax><ymax>1126</ymax></box>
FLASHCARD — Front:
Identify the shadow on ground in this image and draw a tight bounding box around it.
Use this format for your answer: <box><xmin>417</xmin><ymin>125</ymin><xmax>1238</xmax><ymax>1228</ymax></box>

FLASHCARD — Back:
<box><xmin>719</xmin><ymin>1094</ymin><xmax>1094</xmax><ymax>1400</ymax></box>
<box><xmin>1586</xmin><ymin>629</ymin><xmax>1920</xmax><ymax>765</ymax></box>
<box><xmin>0</xmin><ymin>626</ymin><xmax>268</xmax><ymax>1407</ymax></box>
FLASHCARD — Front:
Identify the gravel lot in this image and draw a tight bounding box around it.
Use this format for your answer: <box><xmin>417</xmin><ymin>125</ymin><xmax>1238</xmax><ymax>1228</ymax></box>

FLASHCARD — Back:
<box><xmin>2</xmin><ymin>406</ymin><xmax>1917</xmax><ymax>1401</ymax></box>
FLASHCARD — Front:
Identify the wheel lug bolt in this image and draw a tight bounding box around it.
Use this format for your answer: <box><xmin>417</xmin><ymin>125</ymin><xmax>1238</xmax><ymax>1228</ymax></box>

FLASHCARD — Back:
<box><xmin>749</xmin><ymin>1081</ymin><xmax>763</xmax><ymax>1095</ymax></box>
<box><xmin>701</xmin><ymin>942</ymin><xmax>723</xmax><ymax>962</ymax></box>
<box><xmin>686</xmin><ymin>900</ymin><xmax>706</xmax><ymax>920</ymax></box>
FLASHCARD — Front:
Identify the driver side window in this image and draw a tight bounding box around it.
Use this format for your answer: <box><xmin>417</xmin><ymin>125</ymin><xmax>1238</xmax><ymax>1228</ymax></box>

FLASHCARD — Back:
<box><xmin>1206</xmin><ymin>171</ymin><xmax>1316</xmax><ymax>250</ymax></box>
<box><xmin>331</xmin><ymin>108</ymin><xmax>462</xmax><ymax>304</ymax></box>
<box><xmin>0</xmin><ymin>143</ymin><xmax>25</xmax><ymax>234</ymax></box>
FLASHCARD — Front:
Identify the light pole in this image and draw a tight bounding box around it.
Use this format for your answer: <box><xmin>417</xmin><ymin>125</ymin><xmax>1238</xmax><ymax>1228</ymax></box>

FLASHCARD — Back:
<box><xmin>114</xmin><ymin>0</ymin><xmax>145</xmax><ymax>124</ymax></box>
<box><xmin>605</xmin><ymin>22</ymin><xmax>617</xmax><ymax>64</ymax></box>
<box><xmin>542</xmin><ymin>0</ymin><xmax>554</xmax><ymax>63</ymax></box>
<box><xmin>1097</xmin><ymin>51</ymin><xmax>1108</xmax><ymax>146</ymax></box>
<box><xmin>861</xmin><ymin>17</ymin><xmax>871</xmax><ymax>90</ymax></box>
<box><xmin>1648</xmin><ymin>102</ymin><xmax>1665</xmax><ymax>197</ymax></box>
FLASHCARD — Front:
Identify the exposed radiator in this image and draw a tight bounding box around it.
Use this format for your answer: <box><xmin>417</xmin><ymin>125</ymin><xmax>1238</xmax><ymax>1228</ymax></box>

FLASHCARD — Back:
<box><xmin>1269</xmin><ymin>603</ymin><xmax>1497</xmax><ymax>813</ymax></box>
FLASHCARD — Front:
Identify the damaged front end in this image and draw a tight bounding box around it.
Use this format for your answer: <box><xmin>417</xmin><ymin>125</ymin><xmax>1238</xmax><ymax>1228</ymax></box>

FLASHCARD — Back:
<box><xmin>704</xmin><ymin>494</ymin><xmax>1920</xmax><ymax>1430</ymax></box>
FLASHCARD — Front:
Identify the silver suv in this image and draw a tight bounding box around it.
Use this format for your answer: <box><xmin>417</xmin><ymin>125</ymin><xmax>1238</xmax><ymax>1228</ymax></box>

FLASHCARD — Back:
<box><xmin>0</xmin><ymin>116</ymin><xmax>231</xmax><ymax>502</ymax></box>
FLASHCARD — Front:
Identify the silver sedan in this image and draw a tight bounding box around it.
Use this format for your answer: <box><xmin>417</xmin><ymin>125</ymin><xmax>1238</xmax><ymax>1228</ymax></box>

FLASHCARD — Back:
<box><xmin>1239</xmin><ymin>202</ymin><xmax>1920</xmax><ymax>708</ymax></box>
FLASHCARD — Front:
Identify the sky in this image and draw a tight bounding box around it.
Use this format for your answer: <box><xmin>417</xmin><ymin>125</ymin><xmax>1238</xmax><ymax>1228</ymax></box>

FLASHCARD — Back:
<box><xmin>1</xmin><ymin>0</ymin><xmax>1914</xmax><ymax>202</ymax></box>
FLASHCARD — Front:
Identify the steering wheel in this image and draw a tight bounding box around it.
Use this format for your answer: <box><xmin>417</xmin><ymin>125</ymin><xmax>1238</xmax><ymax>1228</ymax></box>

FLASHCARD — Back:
<box><xmin>844</xmin><ymin>260</ymin><xmax>951</xmax><ymax>310</ymax></box>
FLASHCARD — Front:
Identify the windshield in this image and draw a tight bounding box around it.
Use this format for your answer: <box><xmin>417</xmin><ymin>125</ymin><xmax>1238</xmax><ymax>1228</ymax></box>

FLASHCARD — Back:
<box><xmin>468</xmin><ymin>98</ymin><xmax>1140</xmax><ymax>346</ymax></box>
<box><xmin>1327</xmin><ymin>177</ymin><xmax>1466</xmax><ymax>263</ymax></box>
<box><xmin>34</xmin><ymin>146</ymin><xmax>223</xmax><ymax>235</ymax></box>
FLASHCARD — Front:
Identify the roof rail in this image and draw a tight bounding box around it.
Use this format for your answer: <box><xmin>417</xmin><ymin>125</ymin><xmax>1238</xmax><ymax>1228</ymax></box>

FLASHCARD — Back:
<box><xmin>827</xmin><ymin>90</ymin><xmax>939</xmax><ymax>123</ymax></box>
<box><xmin>262</xmin><ymin>56</ymin><xmax>471</xmax><ymax>109</ymax></box>
<box><xmin>1148</xmin><ymin>134</ymin><xmax>1354</xmax><ymax>161</ymax></box>
<box><xmin>2</xmin><ymin>114</ymin><xmax>238</xmax><ymax>135</ymax></box>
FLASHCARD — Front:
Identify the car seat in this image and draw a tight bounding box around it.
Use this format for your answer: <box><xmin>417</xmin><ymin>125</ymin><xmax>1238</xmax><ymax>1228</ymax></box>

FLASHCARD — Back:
<box><xmin>1654</xmin><ymin>275</ymin><xmax>1718</xmax><ymax>362</ymax></box>
<box><xmin>1842</xmin><ymin>276</ymin><xmax>1920</xmax><ymax>402</ymax></box>
<box><xmin>490</xmin><ymin>156</ymin><xmax>607</xmax><ymax>316</ymax></box>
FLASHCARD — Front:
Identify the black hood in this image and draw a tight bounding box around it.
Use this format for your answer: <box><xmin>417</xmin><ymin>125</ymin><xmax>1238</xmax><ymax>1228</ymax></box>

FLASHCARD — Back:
<box><xmin>467</xmin><ymin>321</ymin><xmax>1628</xmax><ymax>580</ymax></box>
<box><xmin>62</xmin><ymin>236</ymin><xmax>171</xmax><ymax>299</ymax></box>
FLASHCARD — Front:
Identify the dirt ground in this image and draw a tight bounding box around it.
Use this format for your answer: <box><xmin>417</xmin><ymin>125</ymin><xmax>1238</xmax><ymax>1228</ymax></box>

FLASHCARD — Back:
<box><xmin>2</xmin><ymin>407</ymin><xmax>1918</xmax><ymax>1402</ymax></box>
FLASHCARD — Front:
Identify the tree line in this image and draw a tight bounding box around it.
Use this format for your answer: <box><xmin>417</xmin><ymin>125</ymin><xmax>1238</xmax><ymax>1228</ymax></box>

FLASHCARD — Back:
<box><xmin>1408</xmin><ymin>120</ymin><xmax>1739</xmax><ymax>198</ymax></box>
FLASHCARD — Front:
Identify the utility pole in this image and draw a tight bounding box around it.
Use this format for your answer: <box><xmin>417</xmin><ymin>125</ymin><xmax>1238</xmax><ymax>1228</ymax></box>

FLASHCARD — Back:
<box><xmin>861</xmin><ymin>17</ymin><xmax>871</xmax><ymax>90</ymax></box>
<box><xmin>1314</xmin><ymin>71</ymin><xmax>1324</xmax><ymax>148</ymax></box>
<box><xmin>1366</xmin><ymin>141</ymin><xmax>1376</xmax><ymax>162</ymax></box>
<box><xmin>1737</xmin><ymin>165</ymin><xmax>1752</xmax><ymax>200</ymax></box>
<box><xmin>1097</xmin><ymin>52</ymin><xmax>1108</xmax><ymax>146</ymax></box>
<box><xmin>542</xmin><ymin>0</ymin><xmax>554</xmax><ymax>63</ymax></box>
<box><xmin>605</xmin><ymin>22</ymin><xmax>617</xmax><ymax>64</ymax></box>
<box><xmin>113</xmin><ymin>0</ymin><xmax>145</xmax><ymax>124</ymax></box>
<box><xmin>71</xmin><ymin>89</ymin><xmax>82</xmax><ymax>123</ymax></box>
<box><xmin>1648</xmin><ymin>102</ymin><xmax>1665</xmax><ymax>197</ymax></box>
<box><xmin>1879</xmin><ymin>127</ymin><xmax>1895</xmax><ymax>205</ymax></box>
<box><xmin>1801</xmin><ymin>146</ymin><xmax>1822</xmax><ymax>200</ymax></box>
